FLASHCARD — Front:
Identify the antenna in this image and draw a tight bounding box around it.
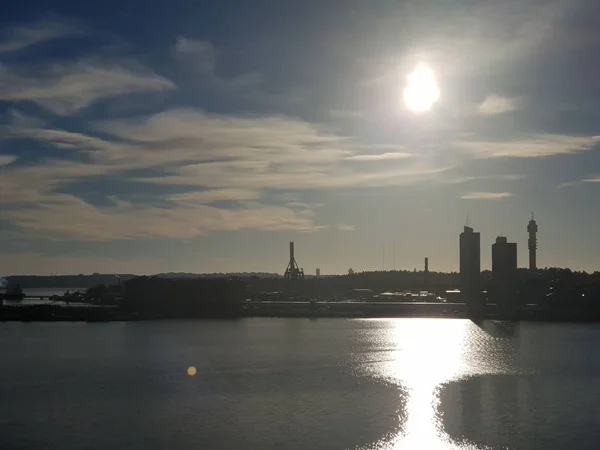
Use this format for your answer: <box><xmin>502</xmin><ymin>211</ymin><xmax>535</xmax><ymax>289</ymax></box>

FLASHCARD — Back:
<box><xmin>465</xmin><ymin>209</ymin><xmax>471</xmax><ymax>227</ymax></box>
<box><xmin>393</xmin><ymin>238</ymin><xmax>396</xmax><ymax>271</ymax></box>
<box><xmin>531</xmin><ymin>212</ymin><xmax>534</xmax><ymax>221</ymax></box>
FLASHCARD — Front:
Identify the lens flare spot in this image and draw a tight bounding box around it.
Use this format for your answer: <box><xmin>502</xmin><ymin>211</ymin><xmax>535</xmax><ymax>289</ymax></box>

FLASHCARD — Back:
<box><xmin>187</xmin><ymin>366</ymin><xmax>197</xmax><ymax>376</ymax></box>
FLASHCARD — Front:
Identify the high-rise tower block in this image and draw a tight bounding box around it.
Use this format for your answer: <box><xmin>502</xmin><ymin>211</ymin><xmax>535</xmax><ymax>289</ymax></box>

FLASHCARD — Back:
<box><xmin>527</xmin><ymin>213</ymin><xmax>538</xmax><ymax>270</ymax></box>
<box><xmin>491</xmin><ymin>236</ymin><xmax>518</xmax><ymax>315</ymax></box>
<box><xmin>460</xmin><ymin>226</ymin><xmax>482</xmax><ymax>317</ymax></box>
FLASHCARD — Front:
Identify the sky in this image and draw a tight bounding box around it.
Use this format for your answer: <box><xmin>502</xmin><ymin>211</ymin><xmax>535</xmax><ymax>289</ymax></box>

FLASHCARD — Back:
<box><xmin>2</xmin><ymin>0</ymin><xmax>600</xmax><ymax>275</ymax></box>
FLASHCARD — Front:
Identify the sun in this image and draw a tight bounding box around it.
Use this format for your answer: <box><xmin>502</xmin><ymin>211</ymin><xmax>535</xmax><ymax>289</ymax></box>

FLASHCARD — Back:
<box><xmin>403</xmin><ymin>65</ymin><xmax>440</xmax><ymax>112</ymax></box>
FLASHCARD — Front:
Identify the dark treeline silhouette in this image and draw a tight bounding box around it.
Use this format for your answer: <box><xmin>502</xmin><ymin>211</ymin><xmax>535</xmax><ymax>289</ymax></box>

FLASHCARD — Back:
<box><xmin>121</xmin><ymin>277</ymin><xmax>246</xmax><ymax>318</ymax></box>
<box><xmin>5</xmin><ymin>273</ymin><xmax>281</xmax><ymax>289</ymax></box>
<box><xmin>6</xmin><ymin>274</ymin><xmax>135</xmax><ymax>289</ymax></box>
<box><xmin>153</xmin><ymin>272</ymin><xmax>280</xmax><ymax>279</ymax></box>
<box><xmin>249</xmin><ymin>270</ymin><xmax>457</xmax><ymax>297</ymax></box>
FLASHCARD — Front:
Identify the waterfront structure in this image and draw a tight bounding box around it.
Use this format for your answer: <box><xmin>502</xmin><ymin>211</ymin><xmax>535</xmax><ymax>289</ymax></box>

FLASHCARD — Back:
<box><xmin>491</xmin><ymin>236</ymin><xmax>518</xmax><ymax>315</ymax></box>
<box><xmin>284</xmin><ymin>242</ymin><xmax>304</xmax><ymax>280</ymax></box>
<box><xmin>527</xmin><ymin>214</ymin><xmax>538</xmax><ymax>270</ymax></box>
<box><xmin>460</xmin><ymin>226</ymin><xmax>481</xmax><ymax>316</ymax></box>
<box><xmin>316</xmin><ymin>268</ymin><xmax>321</xmax><ymax>278</ymax></box>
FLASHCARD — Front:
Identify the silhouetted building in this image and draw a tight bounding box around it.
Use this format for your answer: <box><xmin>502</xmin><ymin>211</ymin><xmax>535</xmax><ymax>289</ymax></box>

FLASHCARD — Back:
<box><xmin>424</xmin><ymin>257</ymin><xmax>429</xmax><ymax>288</ymax></box>
<box><xmin>460</xmin><ymin>226</ymin><xmax>481</xmax><ymax>316</ymax></box>
<box><xmin>316</xmin><ymin>268</ymin><xmax>321</xmax><ymax>278</ymax></box>
<box><xmin>527</xmin><ymin>214</ymin><xmax>538</xmax><ymax>270</ymax></box>
<box><xmin>491</xmin><ymin>236</ymin><xmax>518</xmax><ymax>315</ymax></box>
<box><xmin>284</xmin><ymin>241</ymin><xmax>304</xmax><ymax>280</ymax></box>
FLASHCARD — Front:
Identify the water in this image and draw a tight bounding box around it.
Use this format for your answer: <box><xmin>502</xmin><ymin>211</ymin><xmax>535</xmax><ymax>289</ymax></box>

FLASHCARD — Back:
<box><xmin>1</xmin><ymin>318</ymin><xmax>599</xmax><ymax>450</ymax></box>
<box><xmin>2</xmin><ymin>287</ymin><xmax>87</xmax><ymax>306</ymax></box>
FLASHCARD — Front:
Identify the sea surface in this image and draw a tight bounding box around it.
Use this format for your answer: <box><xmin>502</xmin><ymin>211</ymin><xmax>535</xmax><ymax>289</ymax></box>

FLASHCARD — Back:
<box><xmin>2</xmin><ymin>287</ymin><xmax>88</xmax><ymax>306</ymax></box>
<box><xmin>1</xmin><ymin>318</ymin><xmax>600</xmax><ymax>450</ymax></box>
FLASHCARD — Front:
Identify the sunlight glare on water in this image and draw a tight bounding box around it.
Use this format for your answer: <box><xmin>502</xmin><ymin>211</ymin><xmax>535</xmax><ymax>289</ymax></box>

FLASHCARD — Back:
<box><xmin>357</xmin><ymin>319</ymin><xmax>524</xmax><ymax>450</ymax></box>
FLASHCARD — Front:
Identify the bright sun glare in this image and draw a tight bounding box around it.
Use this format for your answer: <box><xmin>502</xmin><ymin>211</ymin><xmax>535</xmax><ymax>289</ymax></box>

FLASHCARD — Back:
<box><xmin>403</xmin><ymin>65</ymin><xmax>440</xmax><ymax>113</ymax></box>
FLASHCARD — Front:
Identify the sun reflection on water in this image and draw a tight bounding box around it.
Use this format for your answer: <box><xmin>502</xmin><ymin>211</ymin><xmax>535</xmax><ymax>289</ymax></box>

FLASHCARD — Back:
<box><xmin>359</xmin><ymin>319</ymin><xmax>513</xmax><ymax>450</ymax></box>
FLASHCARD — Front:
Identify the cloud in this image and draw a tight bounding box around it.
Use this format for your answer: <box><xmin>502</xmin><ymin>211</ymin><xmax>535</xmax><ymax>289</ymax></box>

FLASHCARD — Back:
<box><xmin>0</xmin><ymin>154</ymin><xmax>16</xmax><ymax>166</ymax></box>
<box><xmin>0</xmin><ymin>18</ymin><xmax>83</xmax><ymax>53</ymax></box>
<box><xmin>329</xmin><ymin>109</ymin><xmax>365</xmax><ymax>119</ymax></box>
<box><xmin>337</xmin><ymin>224</ymin><xmax>356</xmax><ymax>231</ymax></box>
<box><xmin>457</xmin><ymin>134</ymin><xmax>600</xmax><ymax>158</ymax></box>
<box><xmin>170</xmin><ymin>189</ymin><xmax>261</xmax><ymax>203</ymax></box>
<box><xmin>357</xmin><ymin>0</ymin><xmax>574</xmax><ymax>91</ymax></box>
<box><xmin>347</xmin><ymin>152</ymin><xmax>412</xmax><ymax>161</ymax></box>
<box><xmin>2</xmin><ymin>194</ymin><xmax>323</xmax><ymax>241</ymax></box>
<box><xmin>477</xmin><ymin>95</ymin><xmax>521</xmax><ymax>115</ymax></box>
<box><xmin>446</xmin><ymin>174</ymin><xmax>524</xmax><ymax>184</ymax></box>
<box><xmin>171</xmin><ymin>36</ymin><xmax>262</xmax><ymax>89</ymax></box>
<box><xmin>0</xmin><ymin>60</ymin><xmax>175</xmax><ymax>114</ymax></box>
<box><xmin>558</xmin><ymin>176</ymin><xmax>600</xmax><ymax>189</ymax></box>
<box><xmin>1</xmin><ymin>108</ymin><xmax>451</xmax><ymax>240</ymax></box>
<box><xmin>0</xmin><ymin>252</ymin><xmax>166</xmax><ymax>276</ymax></box>
<box><xmin>172</xmin><ymin>37</ymin><xmax>216</xmax><ymax>73</ymax></box>
<box><xmin>461</xmin><ymin>192</ymin><xmax>513</xmax><ymax>200</ymax></box>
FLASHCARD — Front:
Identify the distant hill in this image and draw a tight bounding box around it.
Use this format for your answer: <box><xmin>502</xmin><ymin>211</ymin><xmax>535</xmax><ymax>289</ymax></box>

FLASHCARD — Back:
<box><xmin>5</xmin><ymin>274</ymin><xmax>136</xmax><ymax>289</ymax></box>
<box><xmin>152</xmin><ymin>272</ymin><xmax>281</xmax><ymax>279</ymax></box>
<box><xmin>4</xmin><ymin>272</ymin><xmax>281</xmax><ymax>288</ymax></box>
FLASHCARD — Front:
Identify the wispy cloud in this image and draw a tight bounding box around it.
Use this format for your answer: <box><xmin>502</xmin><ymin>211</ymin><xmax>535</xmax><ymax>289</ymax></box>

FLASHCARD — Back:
<box><xmin>477</xmin><ymin>95</ymin><xmax>521</xmax><ymax>115</ymax></box>
<box><xmin>170</xmin><ymin>189</ymin><xmax>261</xmax><ymax>203</ymax></box>
<box><xmin>0</xmin><ymin>18</ymin><xmax>83</xmax><ymax>53</ymax></box>
<box><xmin>171</xmin><ymin>37</ymin><xmax>216</xmax><ymax>73</ymax></box>
<box><xmin>347</xmin><ymin>152</ymin><xmax>412</xmax><ymax>161</ymax></box>
<box><xmin>358</xmin><ymin>0</ymin><xmax>572</xmax><ymax>89</ymax></box>
<box><xmin>329</xmin><ymin>109</ymin><xmax>365</xmax><ymax>120</ymax></box>
<box><xmin>2</xmin><ymin>193</ymin><xmax>323</xmax><ymax>241</ymax></box>
<box><xmin>446</xmin><ymin>174</ymin><xmax>524</xmax><ymax>184</ymax></box>
<box><xmin>0</xmin><ymin>252</ymin><xmax>166</xmax><ymax>276</ymax></box>
<box><xmin>457</xmin><ymin>134</ymin><xmax>600</xmax><ymax>158</ymax></box>
<box><xmin>337</xmin><ymin>224</ymin><xmax>356</xmax><ymax>231</ymax></box>
<box><xmin>0</xmin><ymin>154</ymin><xmax>16</xmax><ymax>166</ymax></box>
<box><xmin>0</xmin><ymin>60</ymin><xmax>175</xmax><ymax>114</ymax></box>
<box><xmin>171</xmin><ymin>36</ymin><xmax>262</xmax><ymax>89</ymax></box>
<box><xmin>461</xmin><ymin>192</ymin><xmax>513</xmax><ymax>200</ymax></box>
<box><xmin>558</xmin><ymin>176</ymin><xmax>600</xmax><ymax>189</ymax></box>
<box><xmin>1</xmin><ymin>108</ymin><xmax>450</xmax><ymax>240</ymax></box>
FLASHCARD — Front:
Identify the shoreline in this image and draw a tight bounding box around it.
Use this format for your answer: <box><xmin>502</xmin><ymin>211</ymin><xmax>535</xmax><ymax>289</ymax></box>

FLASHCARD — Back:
<box><xmin>2</xmin><ymin>304</ymin><xmax>600</xmax><ymax>323</ymax></box>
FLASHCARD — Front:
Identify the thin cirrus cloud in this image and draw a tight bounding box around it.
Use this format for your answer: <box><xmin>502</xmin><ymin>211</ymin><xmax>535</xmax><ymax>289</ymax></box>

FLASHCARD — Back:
<box><xmin>337</xmin><ymin>224</ymin><xmax>356</xmax><ymax>232</ymax></box>
<box><xmin>558</xmin><ymin>176</ymin><xmax>600</xmax><ymax>189</ymax></box>
<box><xmin>346</xmin><ymin>152</ymin><xmax>413</xmax><ymax>161</ymax></box>
<box><xmin>171</xmin><ymin>36</ymin><xmax>262</xmax><ymax>89</ymax></box>
<box><xmin>0</xmin><ymin>60</ymin><xmax>175</xmax><ymax>115</ymax></box>
<box><xmin>477</xmin><ymin>95</ymin><xmax>521</xmax><ymax>115</ymax></box>
<box><xmin>0</xmin><ymin>154</ymin><xmax>16</xmax><ymax>166</ymax></box>
<box><xmin>0</xmin><ymin>252</ymin><xmax>168</xmax><ymax>276</ymax></box>
<box><xmin>0</xmin><ymin>18</ymin><xmax>84</xmax><ymax>53</ymax></box>
<box><xmin>461</xmin><ymin>192</ymin><xmax>513</xmax><ymax>200</ymax></box>
<box><xmin>457</xmin><ymin>134</ymin><xmax>600</xmax><ymax>158</ymax></box>
<box><xmin>2</xmin><ymin>193</ymin><xmax>322</xmax><ymax>241</ymax></box>
<box><xmin>1</xmin><ymin>108</ymin><xmax>451</xmax><ymax>241</ymax></box>
<box><xmin>171</xmin><ymin>37</ymin><xmax>216</xmax><ymax>73</ymax></box>
<box><xmin>446</xmin><ymin>174</ymin><xmax>524</xmax><ymax>185</ymax></box>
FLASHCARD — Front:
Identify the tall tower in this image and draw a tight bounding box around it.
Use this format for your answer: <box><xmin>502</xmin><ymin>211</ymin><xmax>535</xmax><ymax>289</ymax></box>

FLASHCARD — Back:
<box><xmin>460</xmin><ymin>226</ymin><xmax>481</xmax><ymax>317</ymax></box>
<box><xmin>527</xmin><ymin>213</ymin><xmax>538</xmax><ymax>270</ymax></box>
<box><xmin>284</xmin><ymin>242</ymin><xmax>304</xmax><ymax>280</ymax></box>
<box><xmin>491</xmin><ymin>236</ymin><xmax>518</xmax><ymax>315</ymax></box>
